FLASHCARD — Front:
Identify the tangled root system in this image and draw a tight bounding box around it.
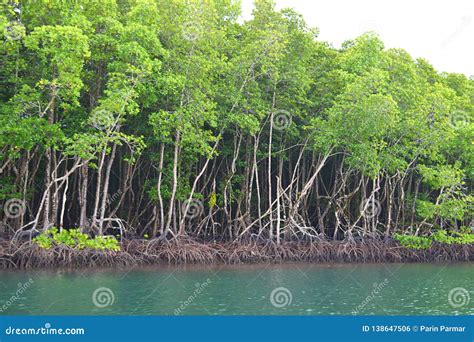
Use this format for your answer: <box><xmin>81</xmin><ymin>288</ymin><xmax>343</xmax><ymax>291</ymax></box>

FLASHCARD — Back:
<box><xmin>0</xmin><ymin>238</ymin><xmax>472</xmax><ymax>269</ymax></box>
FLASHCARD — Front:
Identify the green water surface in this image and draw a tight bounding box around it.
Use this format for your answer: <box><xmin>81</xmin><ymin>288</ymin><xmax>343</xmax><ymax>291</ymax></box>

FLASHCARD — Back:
<box><xmin>0</xmin><ymin>263</ymin><xmax>472</xmax><ymax>315</ymax></box>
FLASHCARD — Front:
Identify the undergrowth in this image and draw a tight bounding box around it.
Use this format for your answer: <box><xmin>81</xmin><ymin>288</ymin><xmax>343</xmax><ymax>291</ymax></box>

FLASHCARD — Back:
<box><xmin>394</xmin><ymin>228</ymin><xmax>474</xmax><ymax>250</ymax></box>
<box><xmin>33</xmin><ymin>227</ymin><xmax>120</xmax><ymax>251</ymax></box>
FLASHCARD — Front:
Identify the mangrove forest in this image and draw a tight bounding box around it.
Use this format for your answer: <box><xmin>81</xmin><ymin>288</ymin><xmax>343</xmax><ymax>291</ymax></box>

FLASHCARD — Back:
<box><xmin>0</xmin><ymin>0</ymin><xmax>473</xmax><ymax>267</ymax></box>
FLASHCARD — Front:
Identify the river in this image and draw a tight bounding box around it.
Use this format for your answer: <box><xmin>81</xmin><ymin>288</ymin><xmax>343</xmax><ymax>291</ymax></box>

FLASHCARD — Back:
<box><xmin>0</xmin><ymin>263</ymin><xmax>472</xmax><ymax>315</ymax></box>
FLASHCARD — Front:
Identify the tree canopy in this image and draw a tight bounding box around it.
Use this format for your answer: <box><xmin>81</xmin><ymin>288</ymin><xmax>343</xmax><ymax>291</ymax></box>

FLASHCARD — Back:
<box><xmin>1</xmin><ymin>0</ymin><xmax>472</xmax><ymax>243</ymax></box>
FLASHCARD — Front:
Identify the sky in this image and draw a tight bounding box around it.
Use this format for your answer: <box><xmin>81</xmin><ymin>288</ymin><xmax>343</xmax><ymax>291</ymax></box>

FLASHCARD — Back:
<box><xmin>241</xmin><ymin>0</ymin><xmax>474</xmax><ymax>76</ymax></box>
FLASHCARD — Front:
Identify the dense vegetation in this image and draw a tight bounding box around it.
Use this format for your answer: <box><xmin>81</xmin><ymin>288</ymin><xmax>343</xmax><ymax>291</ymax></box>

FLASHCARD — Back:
<box><xmin>1</xmin><ymin>0</ymin><xmax>472</xmax><ymax>249</ymax></box>
<box><xmin>394</xmin><ymin>228</ymin><xmax>474</xmax><ymax>250</ymax></box>
<box><xmin>33</xmin><ymin>227</ymin><xmax>120</xmax><ymax>251</ymax></box>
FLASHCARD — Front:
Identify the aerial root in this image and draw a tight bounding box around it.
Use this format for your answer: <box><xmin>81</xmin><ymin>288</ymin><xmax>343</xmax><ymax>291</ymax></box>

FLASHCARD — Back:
<box><xmin>0</xmin><ymin>238</ymin><xmax>472</xmax><ymax>269</ymax></box>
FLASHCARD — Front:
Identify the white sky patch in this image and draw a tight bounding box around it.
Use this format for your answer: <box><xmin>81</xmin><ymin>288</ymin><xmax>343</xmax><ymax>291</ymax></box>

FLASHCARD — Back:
<box><xmin>241</xmin><ymin>0</ymin><xmax>474</xmax><ymax>76</ymax></box>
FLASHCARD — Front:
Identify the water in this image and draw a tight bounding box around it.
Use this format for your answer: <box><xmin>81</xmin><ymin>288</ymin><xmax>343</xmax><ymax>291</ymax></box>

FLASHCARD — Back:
<box><xmin>0</xmin><ymin>263</ymin><xmax>472</xmax><ymax>315</ymax></box>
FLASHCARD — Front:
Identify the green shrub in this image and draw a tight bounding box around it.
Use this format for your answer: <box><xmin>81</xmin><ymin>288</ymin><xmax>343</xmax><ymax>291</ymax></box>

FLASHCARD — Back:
<box><xmin>394</xmin><ymin>229</ymin><xmax>474</xmax><ymax>249</ymax></box>
<box><xmin>33</xmin><ymin>228</ymin><xmax>120</xmax><ymax>251</ymax></box>
<box><xmin>393</xmin><ymin>234</ymin><xmax>433</xmax><ymax>250</ymax></box>
<box><xmin>432</xmin><ymin>229</ymin><xmax>474</xmax><ymax>245</ymax></box>
<box><xmin>33</xmin><ymin>233</ymin><xmax>53</xmax><ymax>249</ymax></box>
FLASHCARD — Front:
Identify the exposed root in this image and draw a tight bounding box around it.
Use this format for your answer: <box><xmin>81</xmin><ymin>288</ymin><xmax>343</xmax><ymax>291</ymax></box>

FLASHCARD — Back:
<box><xmin>0</xmin><ymin>238</ymin><xmax>472</xmax><ymax>269</ymax></box>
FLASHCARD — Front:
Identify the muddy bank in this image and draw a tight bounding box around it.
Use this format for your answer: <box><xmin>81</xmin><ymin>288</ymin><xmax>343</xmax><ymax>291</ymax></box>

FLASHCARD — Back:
<box><xmin>0</xmin><ymin>238</ymin><xmax>472</xmax><ymax>269</ymax></box>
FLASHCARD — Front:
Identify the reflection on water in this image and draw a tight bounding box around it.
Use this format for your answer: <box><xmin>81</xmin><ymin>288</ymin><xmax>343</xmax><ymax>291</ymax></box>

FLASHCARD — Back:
<box><xmin>0</xmin><ymin>263</ymin><xmax>472</xmax><ymax>315</ymax></box>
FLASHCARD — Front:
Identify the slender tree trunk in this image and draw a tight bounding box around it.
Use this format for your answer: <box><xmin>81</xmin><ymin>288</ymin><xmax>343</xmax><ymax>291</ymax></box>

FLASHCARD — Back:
<box><xmin>268</xmin><ymin>111</ymin><xmax>274</xmax><ymax>240</ymax></box>
<box><xmin>79</xmin><ymin>162</ymin><xmax>89</xmax><ymax>230</ymax></box>
<box><xmin>99</xmin><ymin>143</ymin><xmax>117</xmax><ymax>235</ymax></box>
<box><xmin>154</xmin><ymin>143</ymin><xmax>165</xmax><ymax>237</ymax></box>
<box><xmin>164</xmin><ymin>131</ymin><xmax>180</xmax><ymax>239</ymax></box>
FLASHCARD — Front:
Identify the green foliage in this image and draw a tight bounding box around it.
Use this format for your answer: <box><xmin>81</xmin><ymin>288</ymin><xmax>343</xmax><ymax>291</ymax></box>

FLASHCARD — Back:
<box><xmin>394</xmin><ymin>229</ymin><xmax>474</xmax><ymax>249</ymax></box>
<box><xmin>208</xmin><ymin>192</ymin><xmax>217</xmax><ymax>208</ymax></box>
<box><xmin>431</xmin><ymin>229</ymin><xmax>474</xmax><ymax>245</ymax></box>
<box><xmin>34</xmin><ymin>228</ymin><xmax>120</xmax><ymax>251</ymax></box>
<box><xmin>415</xmin><ymin>199</ymin><xmax>437</xmax><ymax>220</ymax></box>
<box><xmin>393</xmin><ymin>234</ymin><xmax>433</xmax><ymax>250</ymax></box>
<box><xmin>0</xmin><ymin>0</ymin><xmax>472</xmax><ymax>242</ymax></box>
